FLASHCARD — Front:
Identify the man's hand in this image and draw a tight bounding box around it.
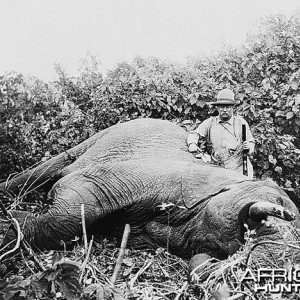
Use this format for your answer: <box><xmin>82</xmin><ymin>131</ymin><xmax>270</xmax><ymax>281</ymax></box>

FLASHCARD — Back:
<box><xmin>188</xmin><ymin>143</ymin><xmax>200</xmax><ymax>153</ymax></box>
<box><xmin>242</xmin><ymin>141</ymin><xmax>251</xmax><ymax>152</ymax></box>
<box><xmin>195</xmin><ymin>152</ymin><xmax>212</xmax><ymax>163</ymax></box>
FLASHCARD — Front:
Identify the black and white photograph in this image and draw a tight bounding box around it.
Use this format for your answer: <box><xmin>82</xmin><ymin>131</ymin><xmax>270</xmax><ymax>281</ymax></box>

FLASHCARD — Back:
<box><xmin>1</xmin><ymin>0</ymin><xmax>300</xmax><ymax>299</ymax></box>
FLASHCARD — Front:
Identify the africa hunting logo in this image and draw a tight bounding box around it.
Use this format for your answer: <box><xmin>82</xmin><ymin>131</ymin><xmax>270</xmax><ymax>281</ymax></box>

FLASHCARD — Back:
<box><xmin>241</xmin><ymin>267</ymin><xmax>300</xmax><ymax>293</ymax></box>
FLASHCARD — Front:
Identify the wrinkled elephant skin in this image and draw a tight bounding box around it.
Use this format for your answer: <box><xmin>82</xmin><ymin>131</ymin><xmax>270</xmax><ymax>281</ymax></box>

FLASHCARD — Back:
<box><xmin>0</xmin><ymin>118</ymin><xmax>299</xmax><ymax>268</ymax></box>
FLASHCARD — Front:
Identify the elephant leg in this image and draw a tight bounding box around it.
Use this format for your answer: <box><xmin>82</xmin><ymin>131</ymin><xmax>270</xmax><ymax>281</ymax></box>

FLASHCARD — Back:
<box><xmin>0</xmin><ymin>128</ymin><xmax>110</xmax><ymax>194</ymax></box>
<box><xmin>18</xmin><ymin>166</ymin><xmax>136</xmax><ymax>250</ymax></box>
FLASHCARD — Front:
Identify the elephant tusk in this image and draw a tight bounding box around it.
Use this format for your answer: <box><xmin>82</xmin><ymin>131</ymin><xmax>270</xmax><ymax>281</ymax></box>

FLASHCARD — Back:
<box><xmin>249</xmin><ymin>201</ymin><xmax>296</xmax><ymax>222</ymax></box>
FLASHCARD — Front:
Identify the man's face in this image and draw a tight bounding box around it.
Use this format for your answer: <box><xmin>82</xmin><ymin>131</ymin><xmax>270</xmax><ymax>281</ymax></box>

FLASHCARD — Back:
<box><xmin>216</xmin><ymin>105</ymin><xmax>234</xmax><ymax>121</ymax></box>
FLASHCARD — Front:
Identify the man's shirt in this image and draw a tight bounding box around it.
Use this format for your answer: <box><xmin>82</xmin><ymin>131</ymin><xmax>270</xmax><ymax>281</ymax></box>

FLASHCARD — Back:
<box><xmin>187</xmin><ymin>115</ymin><xmax>255</xmax><ymax>176</ymax></box>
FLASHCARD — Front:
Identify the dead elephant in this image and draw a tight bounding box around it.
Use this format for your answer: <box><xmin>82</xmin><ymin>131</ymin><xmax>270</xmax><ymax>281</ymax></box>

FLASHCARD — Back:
<box><xmin>0</xmin><ymin>118</ymin><xmax>299</xmax><ymax>275</ymax></box>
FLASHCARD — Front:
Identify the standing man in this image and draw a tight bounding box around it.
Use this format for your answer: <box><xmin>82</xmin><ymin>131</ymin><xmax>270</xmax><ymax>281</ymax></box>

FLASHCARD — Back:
<box><xmin>187</xmin><ymin>88</ymin><xmax>255</xmax><ymax>178</ymax></box>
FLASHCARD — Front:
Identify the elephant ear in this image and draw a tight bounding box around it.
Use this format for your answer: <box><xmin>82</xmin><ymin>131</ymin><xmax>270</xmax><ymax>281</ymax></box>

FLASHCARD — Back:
<box><xmin>180</xmin><ymin>163</ymin><xmax>251</xmax><ymax>209</ymax></box>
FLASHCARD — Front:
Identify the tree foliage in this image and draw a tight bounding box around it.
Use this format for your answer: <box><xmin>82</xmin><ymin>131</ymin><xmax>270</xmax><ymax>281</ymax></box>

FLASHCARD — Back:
<box><xmin>0</xmin><ymin>14</ymin><xmax>300</xmax><ymax>206</ymax></box>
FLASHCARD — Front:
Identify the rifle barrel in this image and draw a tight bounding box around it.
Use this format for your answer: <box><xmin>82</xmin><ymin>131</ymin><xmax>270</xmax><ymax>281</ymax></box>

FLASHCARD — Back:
<box><xmin>242</xmin><ymin>124</ymin><xmax>248</xmax><ymax>176</ymax></box>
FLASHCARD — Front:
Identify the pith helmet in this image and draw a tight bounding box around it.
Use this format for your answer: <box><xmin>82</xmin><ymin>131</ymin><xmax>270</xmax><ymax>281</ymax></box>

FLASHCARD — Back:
<box><xmin>209</xmin><ymin>88</ymin><xmax>239</xmax><ymax>106</ymax></box>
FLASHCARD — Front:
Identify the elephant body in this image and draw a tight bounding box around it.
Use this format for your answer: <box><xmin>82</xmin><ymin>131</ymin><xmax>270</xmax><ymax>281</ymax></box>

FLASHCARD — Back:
<box><xmin>1</xmin><ymin>118</ymin><xmax>299</xmax><ymax>264</ymax></box>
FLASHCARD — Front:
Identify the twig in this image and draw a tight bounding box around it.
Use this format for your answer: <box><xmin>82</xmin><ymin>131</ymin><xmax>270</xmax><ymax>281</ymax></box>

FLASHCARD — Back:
<box><xmin>22</xmin><ymin>240</ymin><xmax>46</xmax><ymax>271</ymax></box>
<box><xmin>0</xmin><ymin>218</ymin><xmax>22</xmax><ymax>261</ymax></box>
<box><xmin>14</xmin><ymin>176</ymin><xmax>53</xmax><ymax>204</ymax></box>
<box><xmin>4</xmin><ymin>172</ymin><xmax>17</xmax><ymax>190</ymax></box>
<box><xmin>15</xmin><ymin>165</ymin><xmax>67</xmax><ymax>204</ymax></box>
<box><xmin>0</xmin><ymin>200</ymin><xmax>11</xmax><ymax>219</ymax></box>
<box><xmin>81</xmin><ymin>204</ymin><xmax>88</xmax><ymax>250</ymax></box>
<box><xmin>204</xmin><ymin>256</ymin><xmax>245</xmax><ymax>287</ymax></box>
<box><xmin>20</xmin><ymin>249</ymin><xmax>35</xmax><ymax>275</ymax></box>
<box><xmin>0</xmin><ymin>200</ymin><xmax>45</xmax><ymax>271</ymax></box>
<box><xmin>174</xmin><ymin>281</ymin><xmax>188</xmax><ymax>300</ymax></box>
<box><xmin>86</xmin><ymin>264</ymin><xmax>102</xmax><ymax>284</ymax></box>
<box><xmin>227</xmin><ymin>293</ymin><xmax>245</xmax><ymax>300</ymax></box>
<box><xmin>129</xmin><ymin>258</ymin><xmax>154</xmax><ymax>287</ymax></box>
<box><xmin>4</xmin><ymin>169</ymin><xmax>34</xmax><ymax>191</ymax></box>
<box><xmin>189</xmin><ymin>257</ymin><xmax>220</xmax><ymax>282</ymax></box>
<box><xmin>79</xmin><ymin>236</ymin><xmax>94</xmax><ymax>283</ymax></box>
<box><xmin>157</xmin><ymin>262</ymin><xmax>169</xmax><ymax>278</ymax></box>
<box><xmin>110</xmin><ymin>223</ymin><xmax>131</xmax><ymax>287</ymax></box>
<box><xmin>16</xmin><ymin>161</ymin><xmax>55</xmax><ymax>201</ymax></box>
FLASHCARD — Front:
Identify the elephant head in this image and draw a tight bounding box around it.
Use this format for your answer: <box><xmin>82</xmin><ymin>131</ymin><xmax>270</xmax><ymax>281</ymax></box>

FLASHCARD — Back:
<box><xmin>187</xmin><ymin>178</ymin><xmax>300</xmax><ymax>281</ymax></box>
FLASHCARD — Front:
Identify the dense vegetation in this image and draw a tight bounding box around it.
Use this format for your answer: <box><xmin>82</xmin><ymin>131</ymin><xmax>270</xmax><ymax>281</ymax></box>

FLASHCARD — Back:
<box><xmin>1</xmin><ymin>14</ymin><xmax>300</xmax><ymax>206</ymax></box>
<box><xmin>1</xmin><ymin>13</ymin><xmax>300</xmax><ymax>299</ymax></box>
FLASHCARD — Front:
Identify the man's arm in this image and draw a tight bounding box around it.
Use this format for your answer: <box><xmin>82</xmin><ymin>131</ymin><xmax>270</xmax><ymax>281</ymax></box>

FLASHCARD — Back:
<box><xmin>187</xmin><ymin>131</ymin><xmax>200</xmax><ymax>152</ymax></box>
<box><xmin>187</xmin><ymin>119</ymin><xmax>211</xmax><ymax>153</ymax></box>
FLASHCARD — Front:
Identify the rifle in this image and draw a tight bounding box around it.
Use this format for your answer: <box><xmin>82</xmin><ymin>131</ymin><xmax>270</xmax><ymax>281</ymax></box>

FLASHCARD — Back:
<box><xmin>242</xmin><ymin>124</ymin><xmax>248</xmax><ymax>176</ymax></box>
